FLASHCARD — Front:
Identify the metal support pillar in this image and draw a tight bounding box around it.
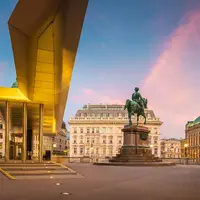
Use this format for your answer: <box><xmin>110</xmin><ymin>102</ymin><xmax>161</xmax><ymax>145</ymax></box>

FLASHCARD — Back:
<box><xmin>5</xmin><ymin>101</ymin><xmax>10</xmax><ymax>162</ymax></box>
<box><xmin>22</xmin><ymin>103</ymin><xmax>27</xmax><ymax>162</ymax></box>
<box><xmin>39</xmin><ymin>104</ymin><xmax>44</xmax><ymax>163</ymax></box>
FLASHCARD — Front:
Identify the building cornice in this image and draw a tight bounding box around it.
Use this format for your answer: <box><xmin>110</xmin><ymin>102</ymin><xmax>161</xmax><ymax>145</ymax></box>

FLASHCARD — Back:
<box><xmin>185</xmin><ymin>125</ymin><xmax>200</xmax><ymax>132</ymax></box>
<box><xmin>68</xmin><ymin>118</ymin><xmax>162</xmax><ymax>126</ymax></box>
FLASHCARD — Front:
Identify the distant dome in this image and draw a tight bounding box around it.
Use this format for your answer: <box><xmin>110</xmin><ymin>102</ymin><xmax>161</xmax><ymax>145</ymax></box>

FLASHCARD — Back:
<box><xmin>11</xmin><ymin>80</ymin><xmax>18</xmax><ymax>88</ymax></box>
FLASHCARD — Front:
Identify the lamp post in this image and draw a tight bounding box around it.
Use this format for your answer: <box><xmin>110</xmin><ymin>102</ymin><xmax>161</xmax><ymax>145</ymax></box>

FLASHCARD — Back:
<box><xmin>150</xmin><ymin>144</ymin><xmax>153</xmax><ymax>154</ymax></box>
<box><xmin>52</xmin><ymin>143</ymin><xmax>57</xmax><ymax>155</ymax></box>
<box><xmin>90</xmin><ymin>145</ymin><xmax>94</xmax><ymax>162</ymax></box>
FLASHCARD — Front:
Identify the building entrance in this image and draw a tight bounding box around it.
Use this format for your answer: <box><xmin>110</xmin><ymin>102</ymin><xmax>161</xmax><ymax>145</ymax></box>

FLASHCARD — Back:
<box><xmin>9</xmin><ymin>135</ymin><xmax>22</xmax><ymax>160</ymax></box>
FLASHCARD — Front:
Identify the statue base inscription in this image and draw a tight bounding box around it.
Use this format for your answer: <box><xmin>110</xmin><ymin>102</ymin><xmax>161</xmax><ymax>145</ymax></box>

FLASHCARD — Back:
<box><xmin>94</xmin><ymin>125</ymin><xmax>175</xmax><ymax>167</ymax></box>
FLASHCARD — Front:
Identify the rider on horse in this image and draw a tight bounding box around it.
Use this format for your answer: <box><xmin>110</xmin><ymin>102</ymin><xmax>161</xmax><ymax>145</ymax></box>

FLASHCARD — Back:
<box><xmin>124</xmin><ymin>87</ymin><xmax>147</xmax><ymax>125</ymax></box>
<box><xmin>132</xmin><ymin>87</ymin><xmax>144</xmax><ymax>108</ymax></box>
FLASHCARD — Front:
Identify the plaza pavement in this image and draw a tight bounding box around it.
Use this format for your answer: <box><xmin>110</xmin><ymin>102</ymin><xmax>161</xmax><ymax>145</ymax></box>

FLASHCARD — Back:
<box><xmin>0</xmin><ymin>163</ymin><xmax>200</xmax><ymax>200</ymax></box>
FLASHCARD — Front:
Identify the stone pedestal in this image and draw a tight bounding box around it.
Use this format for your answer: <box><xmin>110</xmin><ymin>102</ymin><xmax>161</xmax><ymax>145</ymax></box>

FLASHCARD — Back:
<box><xmin>94</xmin><ymin>124</ymin><xmax>175</xmax><ymax>166</ymax></box>
<box><xmin>122</xmin><ymin>125</ymin><xmax>149</xmax><ymax>154</ymax></box>
<box><xmin>110</xmin><ymin>125</ymin><xmax>161</xmax><ymax>163</ymax></box>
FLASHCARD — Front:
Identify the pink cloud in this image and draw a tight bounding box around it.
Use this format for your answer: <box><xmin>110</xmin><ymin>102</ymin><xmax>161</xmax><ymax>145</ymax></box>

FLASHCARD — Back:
<box><xmin>141</xmin><ymin>10</ymin><xmax>200</xmax><ymax>138</ymax></box>
<box><xmin>83</xmin><ymin>88</ymin><xmax>95</xmax><ymax>95</ymax></box>
<box><xmin>73</xmin><ymin>88</ymin><xmax>124</xmax><ymax>105</ymax></box>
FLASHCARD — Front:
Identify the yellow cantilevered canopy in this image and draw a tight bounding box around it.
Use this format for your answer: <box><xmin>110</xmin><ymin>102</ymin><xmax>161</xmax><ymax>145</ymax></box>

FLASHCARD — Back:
<box><xmin>0</xmin><ymin>0</ymin><xmax>88</xmax><ymax>134</ymax></box>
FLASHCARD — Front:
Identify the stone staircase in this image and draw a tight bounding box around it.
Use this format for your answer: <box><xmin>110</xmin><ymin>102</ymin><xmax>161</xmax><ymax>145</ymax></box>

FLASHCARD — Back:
<box><xmin>0</xmin><ymin>162</ymin><xmax>80</xmax><ymax>180</ymax></box>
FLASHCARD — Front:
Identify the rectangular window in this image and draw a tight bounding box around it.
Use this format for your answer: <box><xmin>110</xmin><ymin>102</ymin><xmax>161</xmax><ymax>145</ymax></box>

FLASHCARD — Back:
<box><xmin>96</xmin><ymin>128</ymin><xmax>99</xmax><ymax>133</ymax></box>
<box><xmin>0</xmin><ymin>143</ymin><xmax>2</xmax><ymax>149</ymax></box>
<box><xmin>154</xmin><ymin>148</ymin><xmax>158</xmax><ymax>155</ymax></box>
<box><xmin>74</xmin><ymin>128</ymin><xmax>77</xmax><ymax>134</ymax></box>
<box><xmin>80</xmin><ymin>128</ymin><xmax>83</xmax><ymax>133</ymax></box>
<box><xmin>87</xmin><ymin>128</ymin><xmax>90</xmax><ymax>133</ymax></box>
<box><xmin>92</xmin><ymin>128</ymin><xmax>95</xmax><ymax>133</ymax></box>
<box><xmin>109</xmin><ymin>128</ymin><xmax>112</xmax><ymax>134</ymax></box>
<box><xmin>148</xmin><ymin>136</ymin><xmax>151</xmax><ymax>142</ymax></box>
<box><xmin>73</xmin><ymin>148</ymin><xmax>77</xmax><ymax>154</ymax></box>
<box><xmin>153</xmin><ymin>136</ymin><xmax>158</xmax><ymax>140</ymax></box>
<box><xmin>102</xmin><ymin>127</ymin><xmax>106</xmax><ymax>133</ymax></box>
<box><xmin>0</xmin><ymin>133</ymin><xmax>2</xmax><ymax>139</ymax></box>
<box><xmin>73</xmin><ymin>140</ymin><xmax>77</xmax><ymax>144</ymax></box>
<box><xmin>103</xmin><ymin>139</ymin><xmax>106</xmax><ymax>144</ymax></box>
<box><xmin>87</xmin><ymin>138</ymin><xmax>90</xmax><ymax>143</ymax></box>
<box><xmin>80</xmin><ymin>148</ymin><xmax>84</xmax><ymax>154</ymax></box>
<box><xmin>0</xmin><ymin>124</ymin><xmax>2</xmax><ymax>129</ymax></box>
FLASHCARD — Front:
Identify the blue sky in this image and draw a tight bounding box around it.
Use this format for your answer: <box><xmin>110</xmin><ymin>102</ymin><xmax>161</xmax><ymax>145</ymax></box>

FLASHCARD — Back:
<box><xmin>1</xmin><ymin>0</ymin><xmax>200</xmax><ymax>138</ymax></box>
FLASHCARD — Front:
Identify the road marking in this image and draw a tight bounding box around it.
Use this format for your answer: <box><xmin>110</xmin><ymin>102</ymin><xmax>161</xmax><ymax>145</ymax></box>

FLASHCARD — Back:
<box><xmin>52</xmin><ymin>161</ymin><xmax>84</xmax><ymax>177</ymax></box>
<box><xmin>0</xmin><ymin>168</ymin><xmax>15</xmax><ymax>180</ymax></box>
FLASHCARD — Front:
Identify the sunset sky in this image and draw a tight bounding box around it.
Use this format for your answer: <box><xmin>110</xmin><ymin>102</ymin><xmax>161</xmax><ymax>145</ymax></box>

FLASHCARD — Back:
<box><xmin>1</xmin><ymin>0</ymin><xmax>200</xmax><ymax>138</ymax></box>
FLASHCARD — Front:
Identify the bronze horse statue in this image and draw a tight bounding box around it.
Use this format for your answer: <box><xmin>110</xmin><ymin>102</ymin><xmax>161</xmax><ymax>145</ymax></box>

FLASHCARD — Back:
<box><xmin>124</xmin><ymin>98</ymin><xmax>147</xmax><ymax>125</ymax></box>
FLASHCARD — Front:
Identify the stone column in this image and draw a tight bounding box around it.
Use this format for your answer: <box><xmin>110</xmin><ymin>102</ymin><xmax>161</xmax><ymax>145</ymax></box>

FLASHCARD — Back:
<box><xmin>22</xmin><ymin>103</ymin><xmax>27</xmax><ymax>162</ymax></box>
<box><xmin>5</xmin><ymin>101</ymin><xmax>10</xmax><ymax>162</ymax></box>
<box><xmin>39</xmin><ymin>104</ymin><xmax>44</xmax><ymax>163</ymax></box>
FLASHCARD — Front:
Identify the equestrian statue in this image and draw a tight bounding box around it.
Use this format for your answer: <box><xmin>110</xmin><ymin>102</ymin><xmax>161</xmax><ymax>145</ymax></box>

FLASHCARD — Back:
<box><xmin>124</xmin><ymin>87</ymin><xmax>148</xmax><ymax>125</ymax></box>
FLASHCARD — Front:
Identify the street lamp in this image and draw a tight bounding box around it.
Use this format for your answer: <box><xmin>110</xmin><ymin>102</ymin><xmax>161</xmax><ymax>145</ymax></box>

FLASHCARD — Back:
<box><xmin>52</xmin><ymin>143</ymin><xmax>57</xmax><ymax>155</ymax></box>
<box><xmin>150</xmin><ymin>144</ymin><xmax>153</xmax><ymax>154</ymax></box>
<box><xmin>90</xmin><ymin>146</ymin><xmax>94</xmax><ymax>162</ymax></box>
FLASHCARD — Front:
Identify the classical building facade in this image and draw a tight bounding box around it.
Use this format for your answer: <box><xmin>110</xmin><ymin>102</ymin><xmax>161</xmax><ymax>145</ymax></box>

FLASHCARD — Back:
<box><xmin>32</xmin><ymin>122</ymin><xmax>68</xmax><ymax>157</ymax></box>
<box><xmin>185</xmin><ymin>117</ymin><xmax>200</xmax><ymax>162</ymax></box>
<box><xmin>180</xmin><ymin>138</ymin><xmax>187</xmax><ymax>158</ymax></box>
<box><xmin>160</xmin><ymin>138</ymin><xmax>181</xmax><ymax>158</ymax></box>
<box><xmin>68</xmin><ymin>104</ymin><xmax>162</xmax><ymax>160</ymax></box>
<box><xmin>52</xmin><ymin>130</ymin><xmax>67</xmax><ymax>155</ymax></box>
